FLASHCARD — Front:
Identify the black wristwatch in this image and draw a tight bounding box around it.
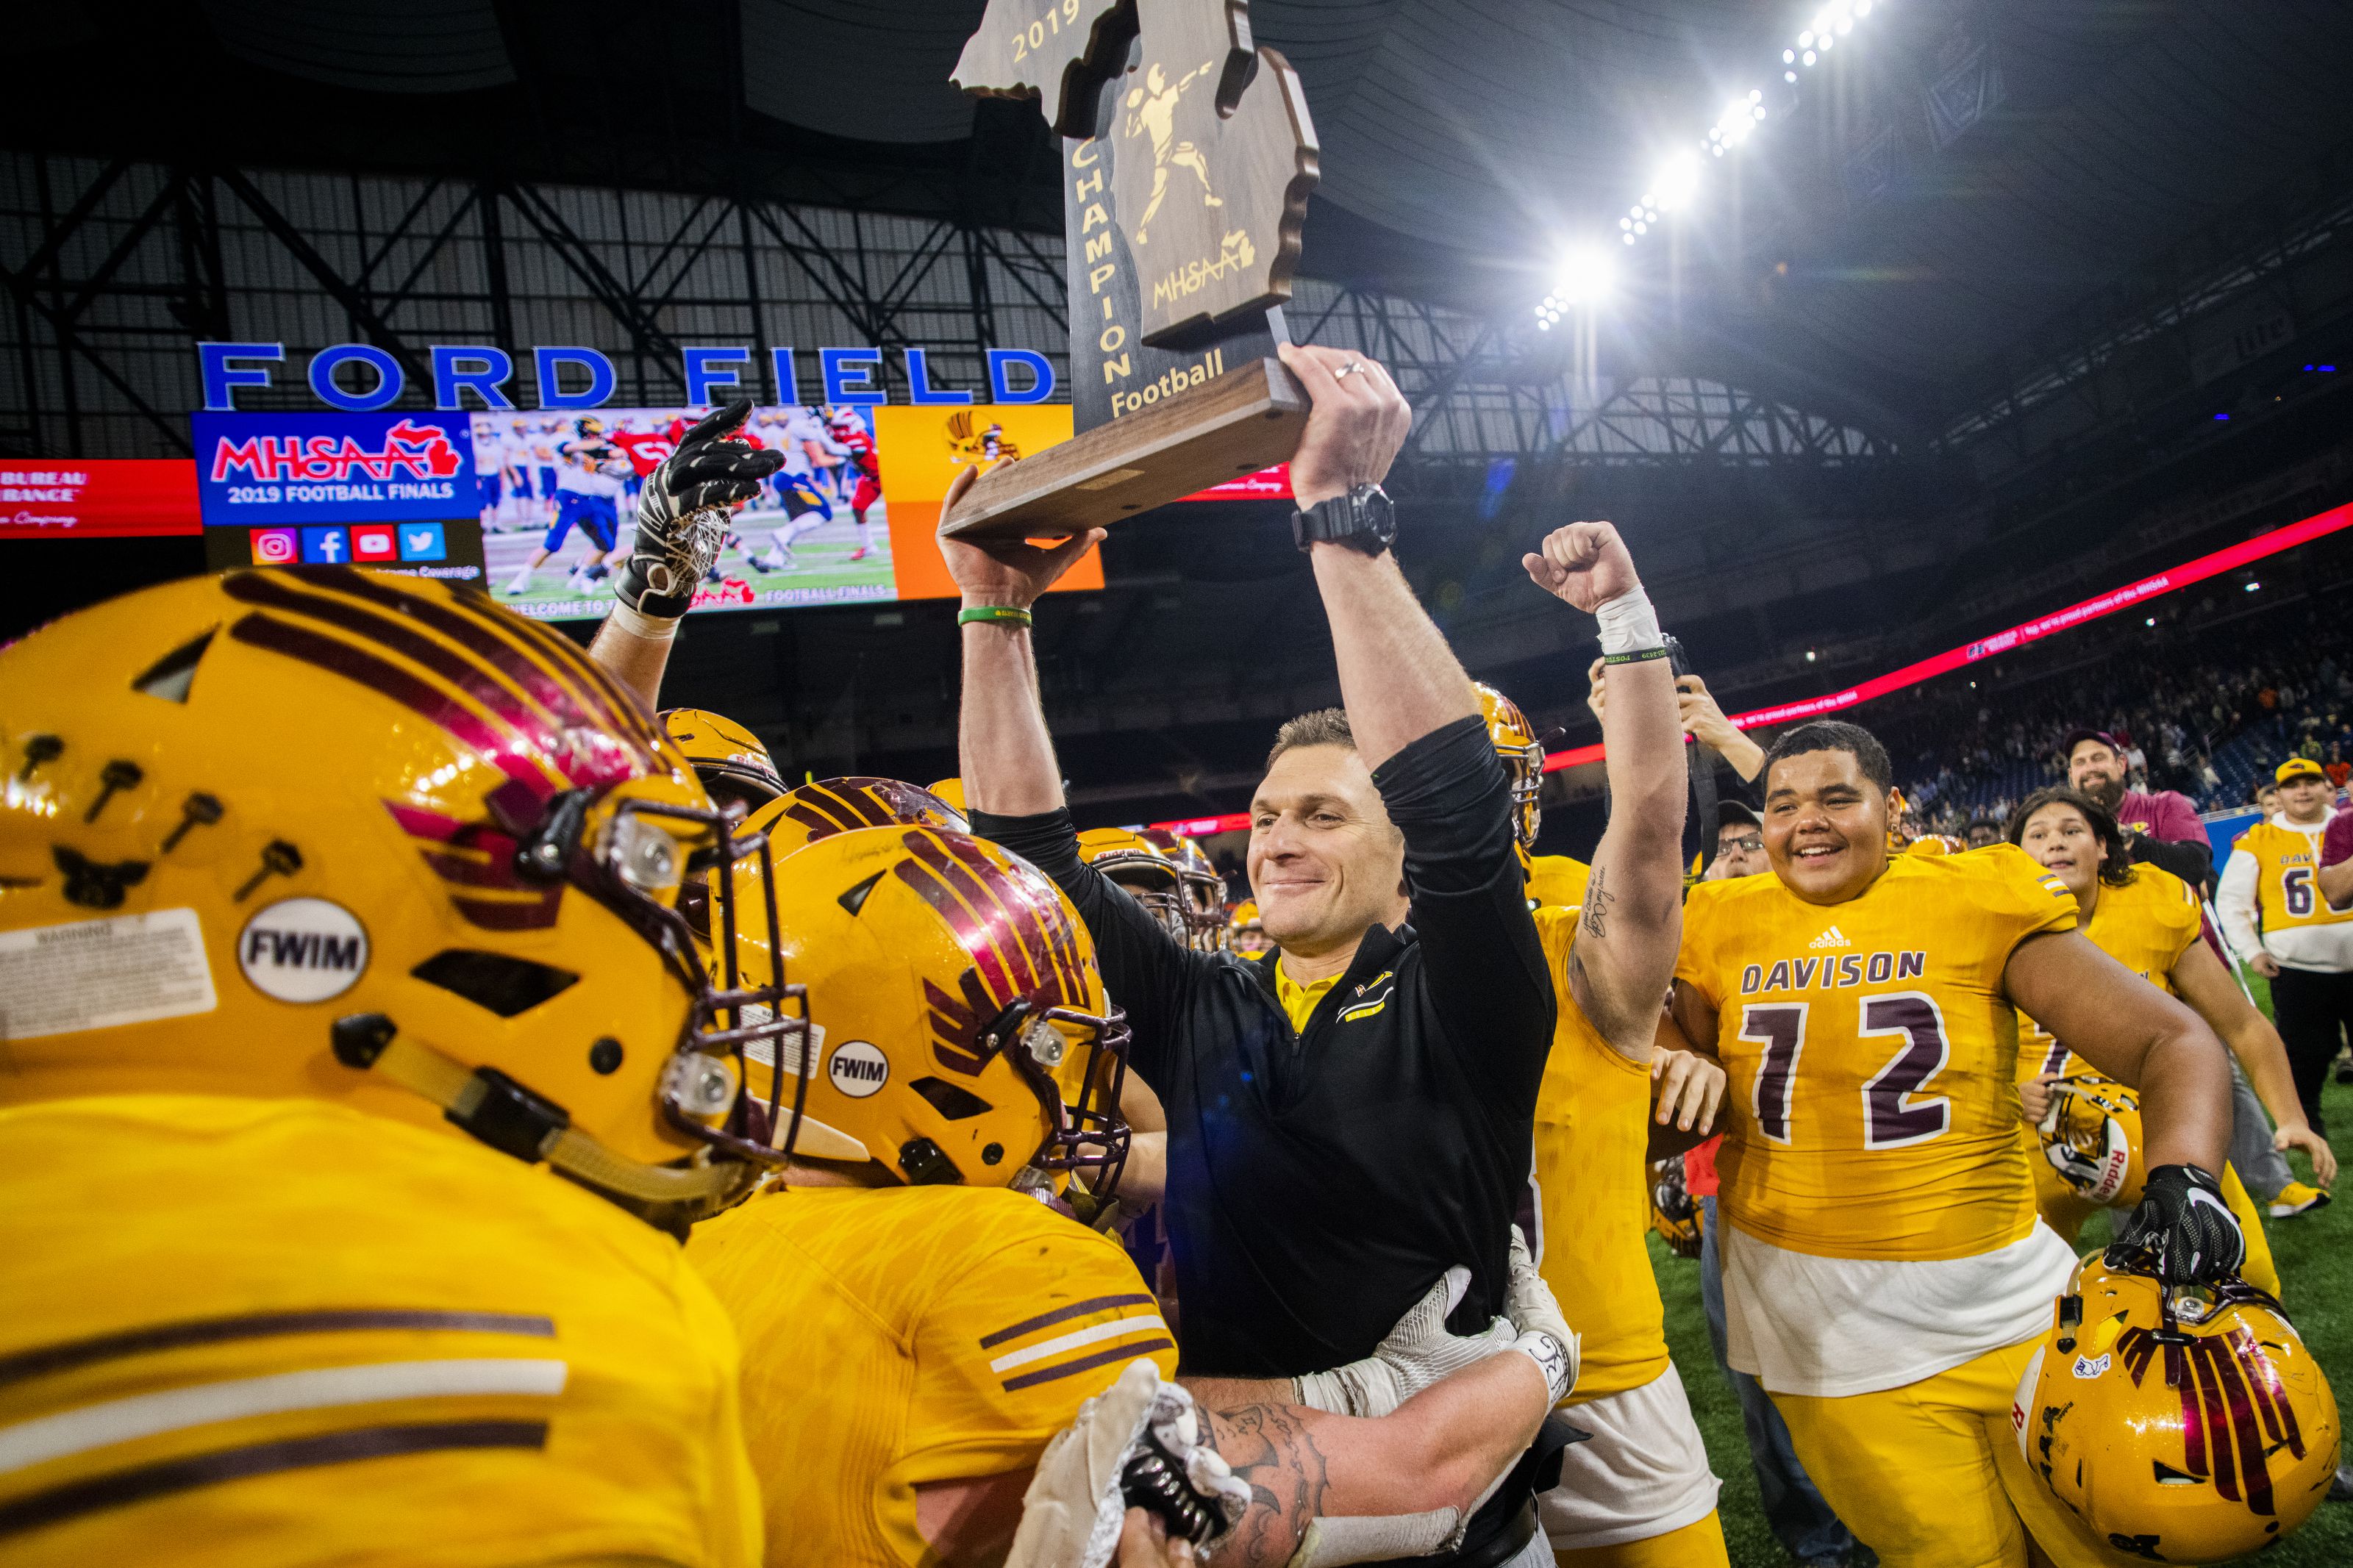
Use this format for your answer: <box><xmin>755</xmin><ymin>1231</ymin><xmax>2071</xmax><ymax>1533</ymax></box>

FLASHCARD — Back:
<box><xmin>1291</xmin><ymin>483</ymin><xmax>1396</xmax><ymax>556</ymax></box>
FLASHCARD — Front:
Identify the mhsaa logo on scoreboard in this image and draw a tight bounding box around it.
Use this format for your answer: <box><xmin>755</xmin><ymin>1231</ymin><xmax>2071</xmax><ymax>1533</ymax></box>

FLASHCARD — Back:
<box><xmin>190</xmin><ymin>412</ymin><xmax>483</xmax><ymax>526</ymax></box>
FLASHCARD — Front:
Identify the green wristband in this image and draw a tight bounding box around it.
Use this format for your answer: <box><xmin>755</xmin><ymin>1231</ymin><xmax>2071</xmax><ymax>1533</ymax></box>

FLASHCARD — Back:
<box><xmin>957</xmin><ymin>605</ymin><xmax>1035</xmax><ymax>629</ymax></box>
<box><xmin>1602</xmin><ymin>645</ymin><xmax>1670</xmax><ymax>665</ymax></box>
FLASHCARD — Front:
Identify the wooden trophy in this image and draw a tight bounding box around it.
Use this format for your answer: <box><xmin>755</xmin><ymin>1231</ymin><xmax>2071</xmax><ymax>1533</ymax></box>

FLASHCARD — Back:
<box><xmin>944</xmin><ymin>0</ymin><xmax>1318</xmax><ymax>538</ymax></box>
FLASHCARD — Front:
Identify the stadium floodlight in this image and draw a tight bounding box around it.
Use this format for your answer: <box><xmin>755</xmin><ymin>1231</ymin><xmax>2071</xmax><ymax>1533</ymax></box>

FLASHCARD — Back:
<box><xmin>1803</xmin><ymin>49</ymin><xmax>1817</xmax><ymax>65</ymax></box>
<box><xmin>1799</xmin><ymin>30</ymin><xmax>1815</xmax><ymax>47</ymax></box>
<box><xmin>1785</xmin><ymin>48</ymin><xmax>1797</xmax><ymax>62</ymax></box>
<box><xmin>1652</xmin><ymin>153</ymin><xmax>1701</xmax><ymax>210</ymax></box>
<box><xmin>1785</xmin><ymin>70</ymin><xmax>1798</xmax><ymax>82</ymax></box>
<box><xmin>1554</xmin><ymin>246</ymin><xmax>1617</xmax><ymax>308</ymax></box>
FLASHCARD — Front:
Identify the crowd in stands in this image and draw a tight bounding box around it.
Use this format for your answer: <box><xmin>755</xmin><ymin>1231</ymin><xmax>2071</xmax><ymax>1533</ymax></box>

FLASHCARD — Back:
<box><xmin>1867</xmin><ymin>573</ymin><xmax>2353</xmax><ymax>834</ymax></box>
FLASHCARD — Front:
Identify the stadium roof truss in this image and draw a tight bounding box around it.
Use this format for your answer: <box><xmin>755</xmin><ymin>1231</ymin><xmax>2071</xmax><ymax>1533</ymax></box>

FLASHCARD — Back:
<box><xmin>0</xmin><ymin>151</ymin><xmax>1900</xmax><ymax>476</ymax></box>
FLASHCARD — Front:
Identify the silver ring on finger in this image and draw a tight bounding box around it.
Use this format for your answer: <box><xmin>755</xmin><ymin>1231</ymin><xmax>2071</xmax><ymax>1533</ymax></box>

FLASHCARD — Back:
<box><xmin>1333</xmin><ymin>360</ymin><xmax>1365</xmax><ymax>380</ymax></box>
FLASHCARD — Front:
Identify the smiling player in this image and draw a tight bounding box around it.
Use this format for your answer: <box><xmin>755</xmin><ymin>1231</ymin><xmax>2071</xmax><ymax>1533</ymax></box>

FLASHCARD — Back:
<box><xmin>1671</xmin><ymin>720</ymin><xmax>2240</xmax><ymax>1568</ymax></box>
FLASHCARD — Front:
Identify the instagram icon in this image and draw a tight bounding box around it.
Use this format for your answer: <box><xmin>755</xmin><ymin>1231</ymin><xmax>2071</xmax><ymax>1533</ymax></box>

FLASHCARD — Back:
<box><xmin>249</xmin><ymin>528</ymin><xmax>298</xmax><ymax>565</ymax></box>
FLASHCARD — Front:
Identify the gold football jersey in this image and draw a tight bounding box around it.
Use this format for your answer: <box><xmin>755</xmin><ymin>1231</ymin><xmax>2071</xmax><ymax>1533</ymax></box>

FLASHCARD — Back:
<box><xmin>0</xmin><ymin>1095</ymin><xmax>761</xmax><ymax>1568</ymax></box>
<box><xmin>1526</xmin><ymin>853</ymin><xmax>1592</xmax><ymax>912</ymax></box>
<box><xmin>1676</xmin><ymin>845</ymin><xmax>2079</xmax><ymax>1261</ymax></box>
<box><xmin>2016</xmin><ymin>864</ymin><xmax>2202</xmax><ymax>1083</ymax></box>
<box><xmin>2237</xmin><ymin>820</ymin><xmax>2353</xmax><ymax>937</ymax></box>
<box><xmin>1530</xmin><ymin>908</ymin><xmax>1669</xmax><ymax>1401</ymax></box>
<box><xmin>688</xmin><ymin>1184</ymin><xmax>1177</xmax><ymax>1568</ymax></box>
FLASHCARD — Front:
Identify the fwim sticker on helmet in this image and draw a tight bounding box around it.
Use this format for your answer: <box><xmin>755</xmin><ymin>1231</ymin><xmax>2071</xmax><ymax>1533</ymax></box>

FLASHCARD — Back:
<box><xmin>827</xmin><ymin>1039</ymin><xmax>890</xmax><ymax>1098</ymax></box>
<box><xmin>0</xmin><ymin>908</ymin><xmax>217</xmax><ymax>1038</ymax></box>
<box><xmin>238</xmin><ymin>897</ymin><xmax>370</xmax><ymax>1003</ymax></box>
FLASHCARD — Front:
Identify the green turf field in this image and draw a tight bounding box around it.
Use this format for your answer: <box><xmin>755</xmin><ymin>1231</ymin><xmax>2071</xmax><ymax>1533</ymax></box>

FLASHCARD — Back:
<box><xmin>1650</xmin><ymin>980</ymin><xmax>2348</xmax><ymax>1566</ymax></box>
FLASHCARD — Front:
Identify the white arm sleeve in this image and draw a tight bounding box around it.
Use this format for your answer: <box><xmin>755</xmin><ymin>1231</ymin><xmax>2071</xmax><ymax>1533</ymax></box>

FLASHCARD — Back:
<box><xmin>2215</xmin><ymin>847</ymin><xmax>2263</xmax><ymax>963</ymax></box>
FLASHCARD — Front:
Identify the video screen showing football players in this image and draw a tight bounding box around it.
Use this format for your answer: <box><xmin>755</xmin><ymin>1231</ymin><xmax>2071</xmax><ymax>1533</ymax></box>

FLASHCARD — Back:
<box><xmin>471</xmin><ymin>404</ymin><xmax>896</xmax><ymax>620</ymax></box>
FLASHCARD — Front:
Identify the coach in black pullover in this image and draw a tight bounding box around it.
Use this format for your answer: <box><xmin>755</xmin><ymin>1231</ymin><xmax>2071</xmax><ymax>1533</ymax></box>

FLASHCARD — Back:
<box><xmin>976</xmin><ymin>710</ymin><xmax>1548</xmax><ymax>1373</ymax></box>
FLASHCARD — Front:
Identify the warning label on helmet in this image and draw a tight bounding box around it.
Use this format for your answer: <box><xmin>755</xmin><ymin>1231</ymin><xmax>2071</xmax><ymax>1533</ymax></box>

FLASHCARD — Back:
<box><xmin>0</xmin><ymin>907</ymin><xmax>217</xmax><ymax>1039</ymax></box>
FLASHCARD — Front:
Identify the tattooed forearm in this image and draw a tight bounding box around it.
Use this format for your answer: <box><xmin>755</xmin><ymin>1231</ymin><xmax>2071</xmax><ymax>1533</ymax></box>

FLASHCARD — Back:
<box><xmin>1196</xmin><ymin>1401</ymin><xmax>1329</xmax><ymax>1566</ymax></box>
<box><xmin>1582</xmin><ymin>863</ymin><xmax>1613</xmax><ymax>939</ymax></box>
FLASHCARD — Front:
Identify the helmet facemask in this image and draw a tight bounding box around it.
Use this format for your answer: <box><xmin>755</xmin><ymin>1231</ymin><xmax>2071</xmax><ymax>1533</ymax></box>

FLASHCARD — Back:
<box><xmin>362</xmin><ymin>780</ymin><xmax>814</xmax><ymax>1231</ymax></box>
<box><xmin>985</xmin><ymin>992</ymin><xmax>1133</xmax><ymax>1201</ymax></box>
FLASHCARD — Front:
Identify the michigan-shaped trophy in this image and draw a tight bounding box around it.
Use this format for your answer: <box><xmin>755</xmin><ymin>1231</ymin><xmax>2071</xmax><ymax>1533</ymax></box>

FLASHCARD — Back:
<box><xmin>946</xmin><ymin>0</ymin><xmax>1318</xmax><ymax>537</ymax></box>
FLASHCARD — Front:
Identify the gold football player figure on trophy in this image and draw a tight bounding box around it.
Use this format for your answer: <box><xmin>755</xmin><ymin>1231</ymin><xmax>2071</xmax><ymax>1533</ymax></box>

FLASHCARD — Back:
<box><xmin>1124</xmin><ymin>59</ymin><xmax>1224</xmax><ymax>243</ymax></box>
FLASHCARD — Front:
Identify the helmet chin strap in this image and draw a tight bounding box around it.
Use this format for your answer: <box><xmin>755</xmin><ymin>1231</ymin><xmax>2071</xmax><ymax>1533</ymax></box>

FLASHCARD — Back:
<box><xmin>329</xmin><ymin>1013</ymin><xmax>759</xmax><ymax>1226</ymax></box>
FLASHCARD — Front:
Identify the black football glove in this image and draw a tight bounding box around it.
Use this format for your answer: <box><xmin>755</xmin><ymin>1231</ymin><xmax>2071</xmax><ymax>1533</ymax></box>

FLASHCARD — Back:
<box><xmin>2109</xmin><ymin>1164</ymin><xmax>2246</xmax><ymax>1286</ymax></box>
<box><xmin>615</xmin><ymin>400</ymin><xmax>785</xmax><ymax>617</ymax></box>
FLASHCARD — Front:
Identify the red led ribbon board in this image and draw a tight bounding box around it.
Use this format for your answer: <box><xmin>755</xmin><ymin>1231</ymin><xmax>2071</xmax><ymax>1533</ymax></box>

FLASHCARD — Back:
<box><xmin>0</xmin><ymin>460</ymin><xmax>201</xmax><ymax>537</ymax></box>
<box><xmin>1541</xmin><ymin>501</ymin><xmax>2353</xmax><ymax>772</ymax></box>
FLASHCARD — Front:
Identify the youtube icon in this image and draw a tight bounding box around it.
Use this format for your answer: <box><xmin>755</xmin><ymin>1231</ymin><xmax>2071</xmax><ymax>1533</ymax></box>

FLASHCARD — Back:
<box><xmin>351</xmin><ymin>524</ymin><xmax>398</xmax><ymax>562</ymax></box>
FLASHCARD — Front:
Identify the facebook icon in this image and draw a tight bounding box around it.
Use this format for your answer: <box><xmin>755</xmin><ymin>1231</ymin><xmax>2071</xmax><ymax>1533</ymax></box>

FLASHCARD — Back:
<box><xmin>299</xmin><ymin>526</ymin><xmax>350</xmax><ymax>565</ymax></box>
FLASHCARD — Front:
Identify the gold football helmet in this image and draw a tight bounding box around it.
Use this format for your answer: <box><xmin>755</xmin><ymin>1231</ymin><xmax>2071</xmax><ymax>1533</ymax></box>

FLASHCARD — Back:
<box><xmin>2036</xmin><ymin>1075</ymin><xmax>2146</xmax><ymax>1207</ymax></box>
<box><xmin>1140</xmin><ymin>828</ymin><xmax>1226</xmax><ymax>944</ymax></box>
<box><xmin>928</xmin><ymin>776</ymin><xmax>968</xmax><ymax>812</ymax></box>
<box><xmin>0</xmin><ymin>570</ymin><xmax>799</xmax><ymax>1229</ymax></box>
<box><xmin>732</xmin><ymin>825</ymin><xmax>1130</xmax><ymax>1193</ymax></box>
<box><xmin>1079</xmin><ymin>827</ymin><xmax>1224</xmax><ymax>951</ymax></box>
<box><xmin>2014</xmin><ymin>1253</ymin><xmax>2340</xmax><ymax>1561</ymax></box>
<box><xmin>754</xmin><ymin>776</ymin><xmax>968</xmax><ymax>857</ymax></box>
<box><xmin>1474</xmin><ymin>681</ymin><xmax>1544</xmax><ymax>849</ymax></box>
<box><xmin>1649</xmin><ymin>1156</ymin><xmax>1701</xmax><ymax>1259</ymax></box>
<box><xmin>1227</xmin><ymin>898</ymin><xmax>1271</xmax><ymax>955</ymax></box>
<box><xmin>661</xmin><ymin>707</ymin><xmax>785</xmax><ymax>810</ymax></box>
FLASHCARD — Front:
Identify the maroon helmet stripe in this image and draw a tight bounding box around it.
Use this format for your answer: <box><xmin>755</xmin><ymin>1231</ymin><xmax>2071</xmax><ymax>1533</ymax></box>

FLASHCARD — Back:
<box><xmin>384</xmin><ymin>802</ymin><xmax>464</xmax><ymax>842</ymax></box>
<box><xmin>230</xmin><ymin>613</ymin><xmax>552</xmax><ymax>799</ymax></box>
<box><xmin>301</xmin><ymin>568</ymin><xmax>659</xmax><ymax>763</ymax></box>
<box><xmin>943</xmin><ymin>834</ymin><xmax>1088</xmax><ymax>1006</ymax></box>
<box><xmin>332</xmin><ymin>566</ymin><xmax>661</xmax><ymax>751</ymax></box>
<box><xmin>842</xmin><ymin>787</ymin><xmax>898</xmax><ymax>828</ymax></box>
<box><xmin>2202</xmin><ymin>1333</ymin><xmax>2277</xmax><ymax>1514</ymax></box>
<box><xmin>893</xmin><ymin>853</ymin><xmax>1021</xmax><ymax>1008</ymax></box>
<box><xmin>2191</xmin><ymin>1339</ymin><xmax>2238</xmax><ymax>1501</ymax></box>
<box><xmin>908</xmin><ymin>836</ymin><xmax>1046</xmax><ymax>999</ymax></box>
<box><xmin>930</xmin><ymin>835</ymin><xmax>1062</xmax><ymax>1000</ymax></box>
<box><xmin>2234</xmin><ymin>1326</ymin><xmax>2304</xmax><ymax>1453</ymax></box>
<box><xmin>424</xmin><ymin>851</ymin><xmax>531</xmax><ymax>889</ymax></box>
<box><xmin>806</xmin><ymin>791</ymin><xmax>874</xmax><ymax>831</ymax></box>
<box><xmin>224</xmin><ymin>574</ymin><xmax>629</xmax><ymax>789</ymax></box>
<box><xmin>782</xmin><ymin>801</ymin><xmax>855</xmax><ymax>841</ymax></box>
<box><xmin>454</xmin><ymin>893</ymin><xmax>563</xmax><ymax>930</ymax></box>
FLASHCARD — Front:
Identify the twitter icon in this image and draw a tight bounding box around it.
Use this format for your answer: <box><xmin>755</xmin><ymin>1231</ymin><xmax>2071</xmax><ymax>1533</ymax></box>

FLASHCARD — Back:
<box><xmin>398</xmin><ymin>523</ymin><xmax>448</xmax><ymax>562</ymax></box>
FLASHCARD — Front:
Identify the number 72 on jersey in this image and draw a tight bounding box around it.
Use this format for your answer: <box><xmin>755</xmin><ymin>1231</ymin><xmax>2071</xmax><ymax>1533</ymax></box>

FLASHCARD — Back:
<box><xmin>1738</xmin><ymin>995</ymin><xmax>1954</xmax><ymax>1150</ymax></box>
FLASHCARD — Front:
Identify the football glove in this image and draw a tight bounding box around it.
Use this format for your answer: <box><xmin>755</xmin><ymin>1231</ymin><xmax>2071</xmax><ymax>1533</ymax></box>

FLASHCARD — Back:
<box><xmin>1006</xmin><ymin>1359</ymin><xmax>1245</xmax><ymax>1568</ymax></box>
<box><xmin>2109</xmin><ymin>1163</ymin><xmax>2246</xmax><ymax>1286</ymax></box>
<box><xmin>616</xmin><ymin>400</ymin><xmax>784</xmax><ymax>617</ymax></box>
<box><xmin>1290</xmin><ymin>1266</ymin><xmax>1513</xmax><ymax>1419</ymax></box>
<box><xmin>1504</xmin><ymin>1225</ymin><xmax>1579</xmax><ymax>1406</ymax></box>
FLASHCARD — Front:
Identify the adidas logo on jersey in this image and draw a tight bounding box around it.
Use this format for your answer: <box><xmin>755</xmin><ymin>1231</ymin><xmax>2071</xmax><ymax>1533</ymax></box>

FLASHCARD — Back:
<box><xmin>1808</xmin><ymin>926</ymin><xmax>1851</xmax><ymax>950</ymax></box>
